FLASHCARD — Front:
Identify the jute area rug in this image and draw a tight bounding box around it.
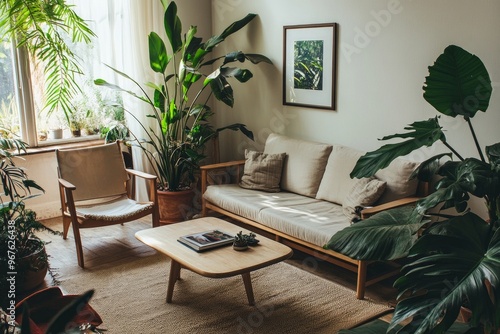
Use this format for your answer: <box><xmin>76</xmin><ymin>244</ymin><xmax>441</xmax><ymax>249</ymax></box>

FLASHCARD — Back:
<box><xmin>56</xmin><ymin>252</ymin><xmax>390</xmax><ymax>333</ymax></box>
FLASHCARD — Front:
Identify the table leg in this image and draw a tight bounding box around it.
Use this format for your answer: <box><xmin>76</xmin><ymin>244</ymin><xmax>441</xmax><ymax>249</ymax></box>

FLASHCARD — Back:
<box><xmin>241</xmin><ymin>272</ymin><xmax>255</xmax><ymax>306</ymax></box>
<box><xmin>167</xmin><ymin>260</ymin><xmax>181</xmax><ymax>303</ymax></box>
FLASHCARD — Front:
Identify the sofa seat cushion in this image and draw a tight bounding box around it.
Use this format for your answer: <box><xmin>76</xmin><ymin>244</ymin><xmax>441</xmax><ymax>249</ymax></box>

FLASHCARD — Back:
<box><xmin>204</xmin><ymin>184</ymin><xmax>349</xmax><ymax>248</ymax></box>
<box><xmin>258</xmin><ymin>200</ymin><xmax>349</xmax><ymax>247</ymax></box>
<box><xmin>264</xmin><ymin>133</ymin><xmax>332</xmax><ymax>198</ymax></box>
<box><xmin>204</xmin><ymin>184</ymin><xmax>318</xmax><ymax>221</ymax></box>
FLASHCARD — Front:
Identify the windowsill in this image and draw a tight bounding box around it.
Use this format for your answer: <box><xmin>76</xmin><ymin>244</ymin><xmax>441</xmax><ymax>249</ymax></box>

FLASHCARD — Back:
<box><xmin>19</xmin><ymin>137</ymin><xmax>105</xmax><ymax>156</ymax></box>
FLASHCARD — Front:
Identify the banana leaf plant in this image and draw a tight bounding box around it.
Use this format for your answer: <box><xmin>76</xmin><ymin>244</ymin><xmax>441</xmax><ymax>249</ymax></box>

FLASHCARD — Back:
<box><xmin>325</xmin><ymin>45</ymin><xmax>500</xmax><ymax>333</ymax></box>
<box><xmin>95</xmin><ymin>1</ymin><xmax>272</xmax><ymax>191</ymax></box>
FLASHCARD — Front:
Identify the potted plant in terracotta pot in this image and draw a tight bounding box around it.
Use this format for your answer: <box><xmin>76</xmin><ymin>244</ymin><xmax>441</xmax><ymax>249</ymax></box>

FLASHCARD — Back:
<box><xmin>0</xmin><ymin>136</ymin><xmax>52</xmax><ymax>308</ymax></box>
<box><xmin>96</xmin><ymin>1</ymin><xmax>272</xmax><ymax>224</ymax></box>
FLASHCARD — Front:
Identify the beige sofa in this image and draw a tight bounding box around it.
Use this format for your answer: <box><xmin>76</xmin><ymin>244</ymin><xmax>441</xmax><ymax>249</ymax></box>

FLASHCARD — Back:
<box><xmin>201</xmin><ymin>133</ymin><xmax>427</xmax><ymax>299</ymax></box>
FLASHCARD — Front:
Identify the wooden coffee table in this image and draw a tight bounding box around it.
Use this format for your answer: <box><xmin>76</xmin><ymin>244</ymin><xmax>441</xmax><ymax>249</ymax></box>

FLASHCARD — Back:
<box><xmin>135</xmin><ymin>217</ymin><xmax>293</xmax><ymax>306</ymax></box>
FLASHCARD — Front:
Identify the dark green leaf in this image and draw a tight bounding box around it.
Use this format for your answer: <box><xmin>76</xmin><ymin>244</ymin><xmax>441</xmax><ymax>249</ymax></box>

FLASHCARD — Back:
<box><xmin>216</xmin><ymin>123</ymin><xmax>254</xmax><ymax>141</ymax></box>
<box><xmin>220</xmin><ymin>67</ymin><xmax>253</xmax><ymax>83</ymax></box>
<box><xmin>164</xmin><ymin>1</ymin><xmax>182</xmax><ymax>53</ymax></box>
<box><xmin>390</xmin><ymin>214</ymin><xmax>499</xmax><ymax>334</ymax></box>
<box><xmin>415</xmin><ymin>158</ymin><xmax>498</xmax><ymax>214</ymax></box>
<box><xmin>486</xmin><ymin>142</ymin><xmax>500</xmax><ymax>172</ymax></box>
<box><xmin>244</xmin><ymin>53</ymin><xmax>273</xmax><ymax>65</ymax></box>
<box><xmin>324</xmin><ymin>206</ymin><xmax>427</xmax><ymax>261</ymax></box>
<box><xmin>351</xmin><ymin>117</ymin><xmax>445</xmax><ymax>178</ymax></box>
<box><xmin>209</xmin><ymin>75</ymin><xmax>234</xmax><ymax>107</ymax></box>
<box><xmin>204</xmin><ymin>14</ymin><xmax>257</xmax><ymax>52</ymax></box>
<box><xmin>423</xmin><ymin>45</ymin><xmax>492</xmax><ymax>118</ymax></box>
<box><xmin>410</xmin><ymin>153</ymin><xmax>452</xmax><ymax>182</ymax></box>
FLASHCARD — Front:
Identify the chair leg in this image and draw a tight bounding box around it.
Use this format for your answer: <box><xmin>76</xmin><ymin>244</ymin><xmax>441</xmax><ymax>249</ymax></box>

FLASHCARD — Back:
<box><xmin>62</xmin><ymin>216</ymin><xmax>71</xmax><ymax>239</ymax></box>
<box><xmin>71</xmin><ymin>221</ymin><xmax>85</xmax><ymax>268</ymax></box>
<box><xmin>152</xmin><ymin>208</ymin><xmax>160</xmax><ymax>228</ymax></box>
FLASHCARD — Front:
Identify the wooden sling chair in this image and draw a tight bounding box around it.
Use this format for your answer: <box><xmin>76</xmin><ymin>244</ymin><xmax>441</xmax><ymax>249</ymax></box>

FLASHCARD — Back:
<box><xmin>56</xmin><ymin>142</ymin><xmax>159</xmax><ymax>268</ymax></box>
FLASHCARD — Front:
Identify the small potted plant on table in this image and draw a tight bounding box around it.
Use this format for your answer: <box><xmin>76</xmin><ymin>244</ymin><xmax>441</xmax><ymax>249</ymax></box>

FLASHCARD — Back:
<box><xmin>233</xmin><ymin>231</ymin><xmax>259</xmax><ymax>251</ymax></box>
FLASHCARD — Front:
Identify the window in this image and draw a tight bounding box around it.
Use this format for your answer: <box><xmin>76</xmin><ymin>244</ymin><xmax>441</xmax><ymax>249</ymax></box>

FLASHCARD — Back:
<box><xmin>0</xmin><ymin>1</ymin><xmax>128</xmax><ymax>147</ymax></box>
<box><xmin>0</xmin><ymin>38</ymin><xmax>20</xmax><ymax>139</ymax></box>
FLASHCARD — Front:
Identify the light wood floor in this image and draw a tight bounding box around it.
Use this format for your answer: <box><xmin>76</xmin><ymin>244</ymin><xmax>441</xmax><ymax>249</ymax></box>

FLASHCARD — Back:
<box><xmin>38</xmin><ymin>215</ymin><xmax>398</xmax><ymax>307</ymax></box>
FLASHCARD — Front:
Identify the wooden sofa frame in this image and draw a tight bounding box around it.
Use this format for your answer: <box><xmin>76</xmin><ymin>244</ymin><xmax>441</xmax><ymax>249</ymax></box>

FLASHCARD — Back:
<box><xmin>200</xmin><ymin>160</ymin><xmax>428</xmax><ymax>300</ymax></box>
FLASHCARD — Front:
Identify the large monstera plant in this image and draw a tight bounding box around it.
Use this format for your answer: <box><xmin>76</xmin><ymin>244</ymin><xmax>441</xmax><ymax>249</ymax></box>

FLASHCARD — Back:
<box><xmin>96</xmin><ymin>1</ymin><xmax>271</xmax><ymax>191</ymax></box>
<box><xmin>325</xmin><ymin>45</ymin><xmax>500</xmax><ymax>334</ymax></box>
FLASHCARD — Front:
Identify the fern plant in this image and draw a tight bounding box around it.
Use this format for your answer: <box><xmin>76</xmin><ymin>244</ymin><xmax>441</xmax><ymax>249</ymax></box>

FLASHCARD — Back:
<box><xmin>0</xmin><ymin>0</ymin><xmax>95</xmax><ymax>122</ymax></box>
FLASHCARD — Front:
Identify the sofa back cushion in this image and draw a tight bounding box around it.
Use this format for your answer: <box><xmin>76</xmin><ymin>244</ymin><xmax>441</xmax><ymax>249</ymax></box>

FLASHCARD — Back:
<box><xmin>316</xmin><ymin>145</ymin><xmax>363</xmax><ymax>205</ymax></box>
<box><xmin>316</xmin><ymin>144</ymin><xmax>419</xmax><ymax>205</ymax></box>
<box><xmin>374</xmin><ymin>158</ymin><xmax>419</xmax><ymax>204</ymax></box>
<box><xmin>264</xmin><ymin>133</ymin><xmax>332</xmax><ymax>198</ymax></box>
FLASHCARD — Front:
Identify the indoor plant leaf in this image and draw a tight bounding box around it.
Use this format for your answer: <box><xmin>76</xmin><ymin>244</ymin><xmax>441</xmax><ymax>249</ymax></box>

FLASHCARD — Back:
<box><xmin>486</xmin><ymin>143</ymin><xmax>500</xmax><ymax>172</ymax></box>
<box><xmin>216</xmin><ymin>123</ymin><xmax>254</xmax><ymax>141</ymax></box>
<box><xmin>390</xmin><ymin>213</ymin><xmax>500</xmax><ymax>334</ymax></box>
<box><xmin>410</xmin><ymin>153</ymin><xmax>452</xmax><ymax>182</ymax></box>
<box><xmin>204</xmin><ymin>13</ymin><xmax>257</xmax><ymax>52</ymax></box>
<box><xmin>96</xmin><ymin>1</ymin><xmax>269</xmax><ymax>196</ymax></box>
<box><xmin>350</xmin><ymin>117</ymin><xmax>445</xmax><ymax>179</ymax></box>
<box><xmin>149</xmin><ymin>31</ymin><xmax>170</xmax><ymax>73</ymax></box>
<box><xmin>423</xmin><ymin>45</ymin><xmax>492</xmax><ymax>118</ymax></box>
<box><xmin>416</xmin><ymin>158</ymin><xmax>500</xmax><ymax>214</ymax></box>
<box><xmin>324</xmin><ymin>206</ymin><xmax>428</xmax><ymax>261</ymax></box>
<box><xmin>164</xmin><ymin>1</ymin><xmax>182</xmax><ymax>53</ymax></box>
<box><xmin>209</xmin><ymin>75</ymin><xmax>234</xmax><ymax>107</ymax></box>
<box><xmin>220</xmin><ymin>67</ymin><xmax>254</xmax><ymax>83</ymax></box>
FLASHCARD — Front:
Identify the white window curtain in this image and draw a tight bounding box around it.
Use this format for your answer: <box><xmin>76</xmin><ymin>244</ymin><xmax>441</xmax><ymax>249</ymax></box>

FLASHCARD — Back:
<box><xmin>121</xmin><ymin>0</ymin><xmax>166</xmax><ymax>201</ymax></box>
<box><xmin>71</xmin><ymin>0</ymin><xmax>165</xmax><ymax>201</ymax></box>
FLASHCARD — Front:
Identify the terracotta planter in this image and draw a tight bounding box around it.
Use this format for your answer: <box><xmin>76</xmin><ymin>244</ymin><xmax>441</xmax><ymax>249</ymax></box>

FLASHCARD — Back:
<box><xmin>157</xmin><ymin>188</ymin><xmax>195</xmax><ymax>225</ymax></box>
<box><xmin>19</xmin><ymin>241</ymin><xmax>48</xmax><ymax>292</ymax></box>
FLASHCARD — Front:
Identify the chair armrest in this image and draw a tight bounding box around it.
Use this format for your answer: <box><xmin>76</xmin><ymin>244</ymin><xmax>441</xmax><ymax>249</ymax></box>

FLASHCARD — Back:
<box><xmin>125</xmin><ymin>168</ymin><xmax>157</xmax><ymax>180</ymax></box>
<box><xmin>201</xmin><ymin>160</ymin><xmax>245</xmax><ymax>194</ymax></box>
<box><xmin>200</xmin><ymin>160</ymin><xmax>246</xmax><ymax>170</ymax></box>
<box><xmin>58</xmin><ymin>178</ymin><xmax>76</xmax><ymax>190</ymax></box>
<box><xmin>361</xmin><ymin>197</ymin><xmax>420</xmax><ymax>219</ymax></box>
<box><xmin>125</xmin><ymin>169</ymin><xmax>157</xmax><ymax>203</ymax></box>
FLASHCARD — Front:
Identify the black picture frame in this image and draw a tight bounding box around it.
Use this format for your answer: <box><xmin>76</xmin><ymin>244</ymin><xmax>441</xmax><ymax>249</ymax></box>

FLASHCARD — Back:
<box><xmin>283</xmin><ymin>23</ymin><xmax>338</xmax><ymax>110</ymax></box>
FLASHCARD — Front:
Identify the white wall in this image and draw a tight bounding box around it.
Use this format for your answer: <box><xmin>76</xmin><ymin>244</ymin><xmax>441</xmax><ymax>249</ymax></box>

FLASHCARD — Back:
<box><xmin>212</xmin><ymin>0</ymin><xmax>500</xmax><ymax>161</ymax></box>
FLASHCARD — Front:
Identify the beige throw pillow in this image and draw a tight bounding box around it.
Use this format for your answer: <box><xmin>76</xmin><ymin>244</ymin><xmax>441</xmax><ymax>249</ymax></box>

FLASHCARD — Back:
<box><xmin>239</xmin><ymin>150</ymin><xmax>286</xmax><ymax>192</ymax></box>
<box><xmin>343</xmin><ymin>177</ymin><xmax>387</xmax><ymax>222</ymax></box>
<box><xmin>316</xmin><ymin>144</ymin><xmax>364</xmax><ymax>205</ymax></box>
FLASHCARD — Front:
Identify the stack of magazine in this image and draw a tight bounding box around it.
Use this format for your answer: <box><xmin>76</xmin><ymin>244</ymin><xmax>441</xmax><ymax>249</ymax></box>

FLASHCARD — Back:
<box><xmin>178</xmin><ymin>230</ymin><xmax>234</xmax><ymax>252</ymax></box>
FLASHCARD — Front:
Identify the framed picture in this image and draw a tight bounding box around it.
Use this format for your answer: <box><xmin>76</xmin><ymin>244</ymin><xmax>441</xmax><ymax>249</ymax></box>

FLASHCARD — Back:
<box><xmin>283</xmin><ymin>23</ymin><xmax>338</xmax><ymax>110</ymax></box>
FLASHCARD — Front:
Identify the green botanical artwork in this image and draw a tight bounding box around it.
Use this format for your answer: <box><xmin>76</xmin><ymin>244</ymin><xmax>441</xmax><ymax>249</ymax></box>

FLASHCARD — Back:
<box><xmin>294</xmin><ymin>40</ymin><xmax>324</xmax><ymax>90</ymax></box>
